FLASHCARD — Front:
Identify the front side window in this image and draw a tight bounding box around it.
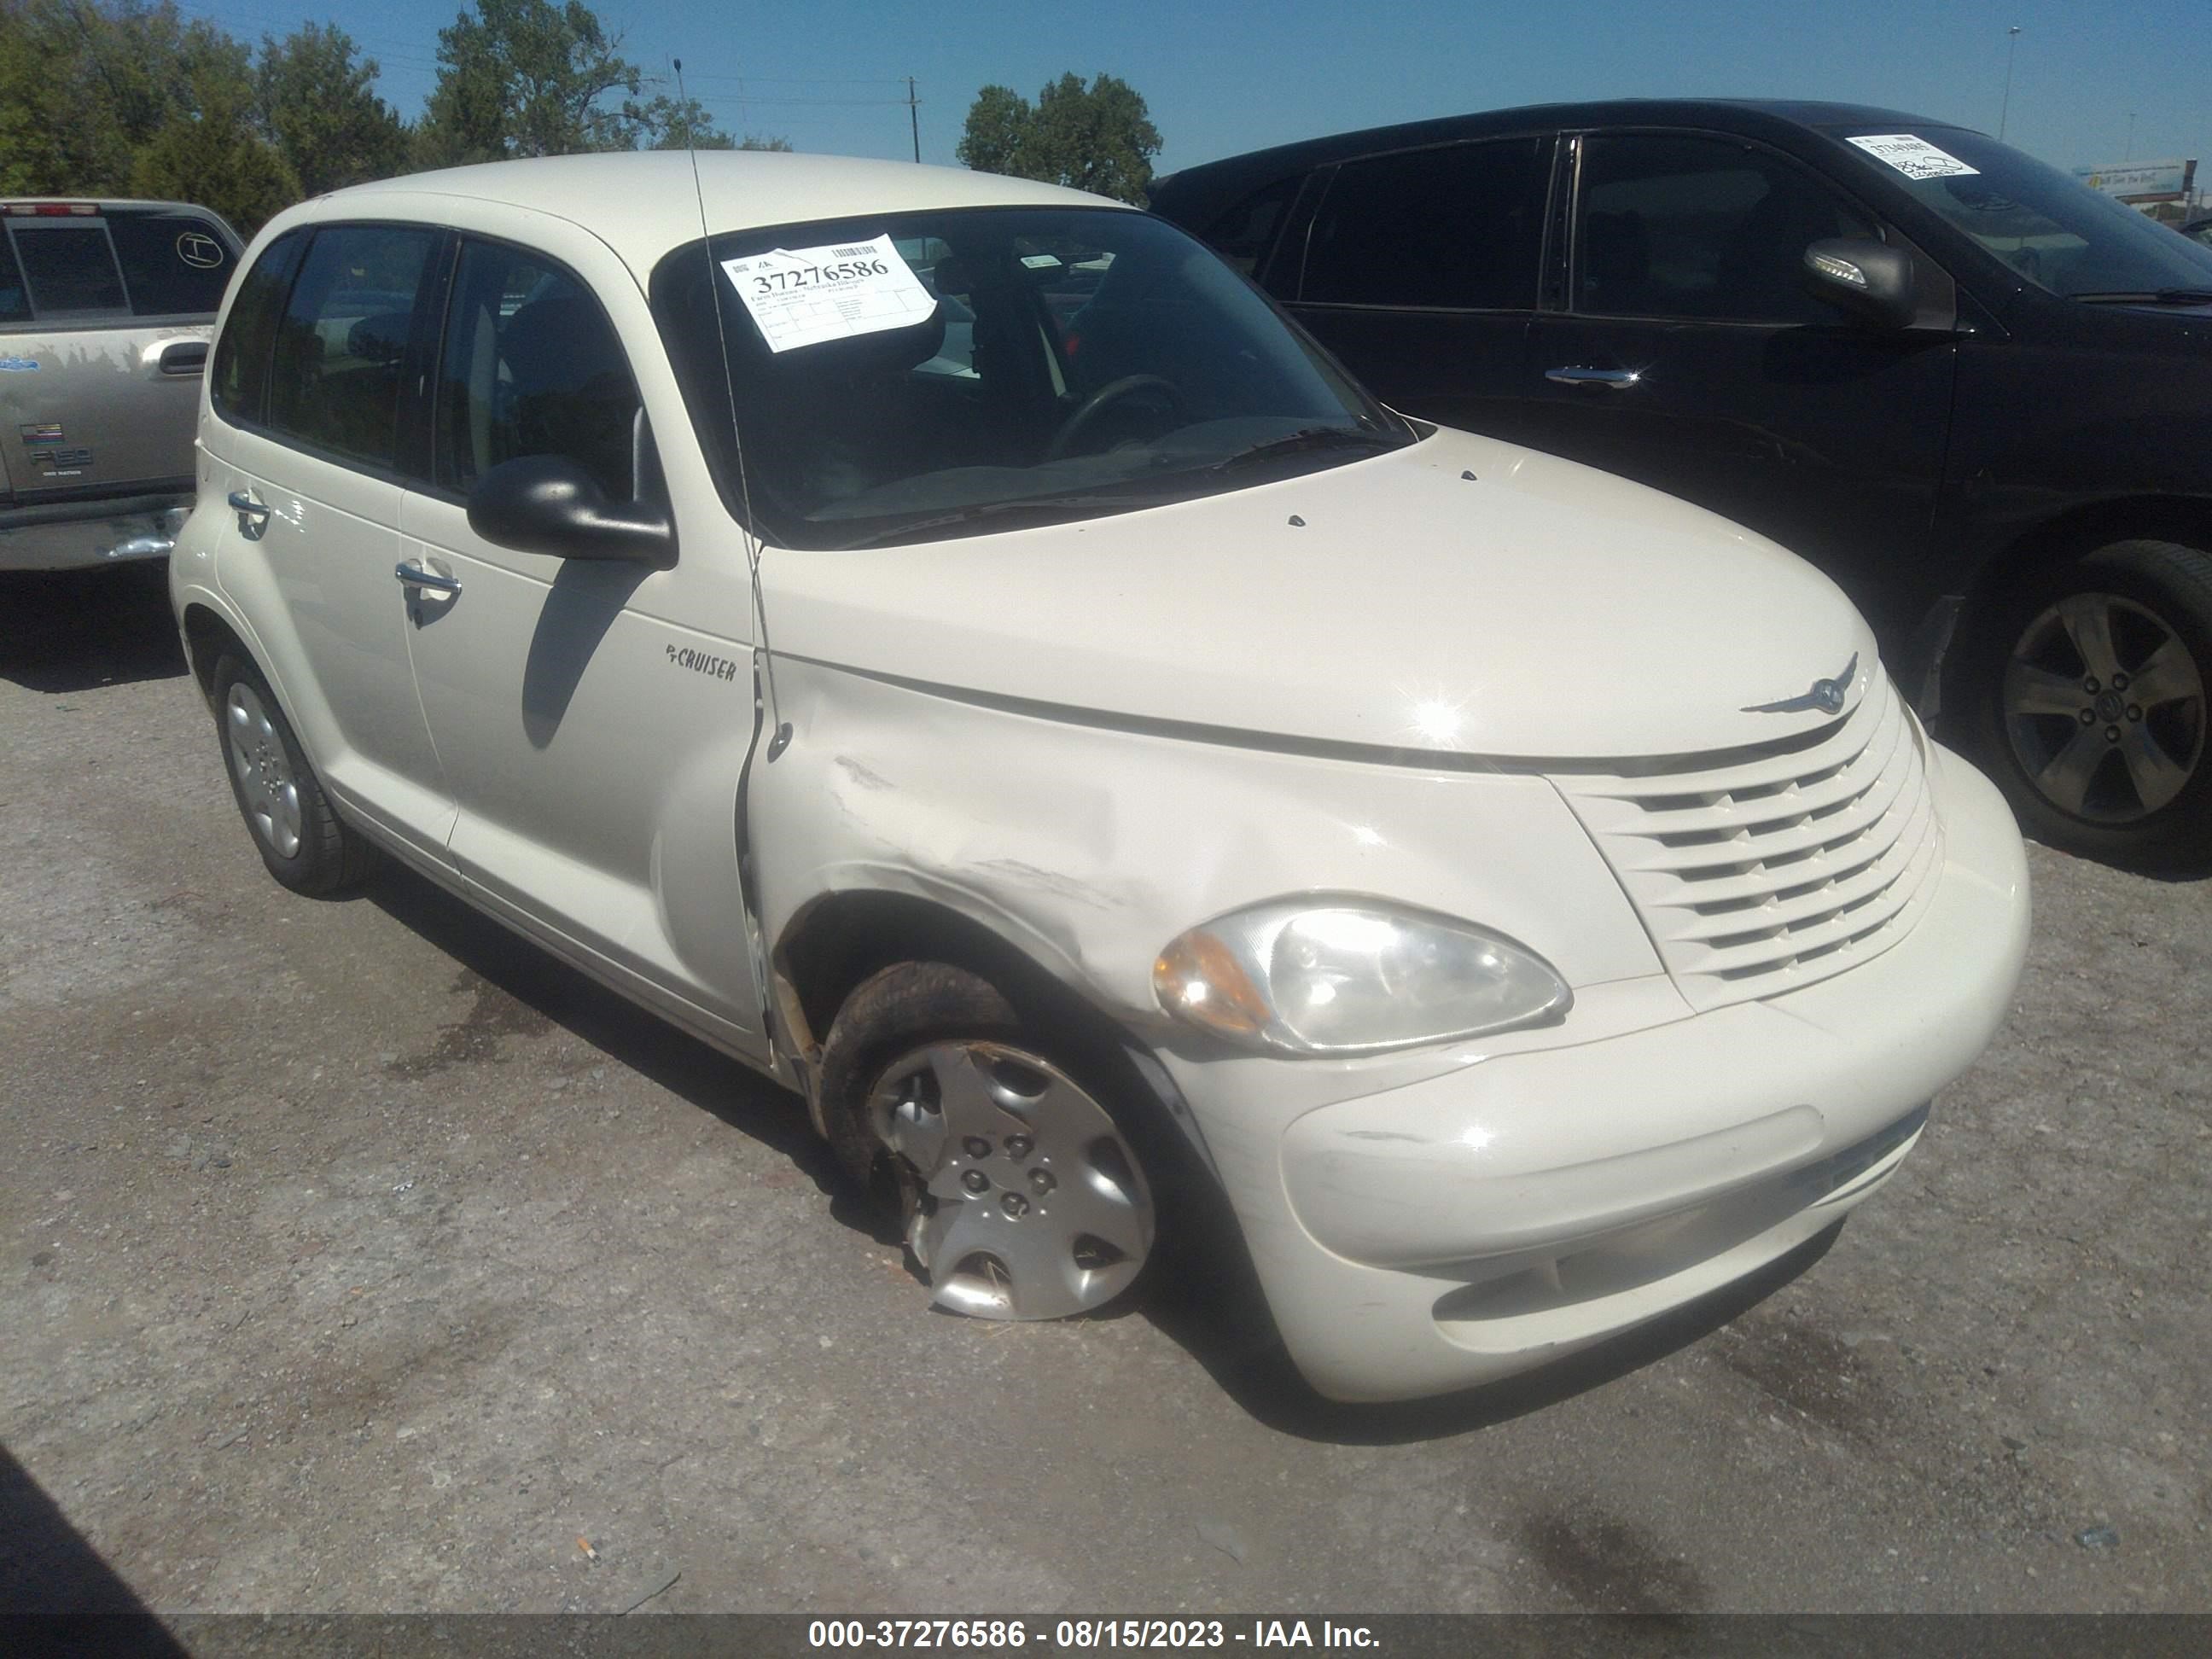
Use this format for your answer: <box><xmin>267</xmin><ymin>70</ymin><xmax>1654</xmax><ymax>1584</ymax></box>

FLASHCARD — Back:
<box><xmin>1301</xmin><ymin>139</ymin><xmax>1548</xmax><ymax>310</ymax></box>
<box><xmin>1832</xmin><ymin>127</ymin><xmax>2212</xmax><ymax>299</ymax></box>
<box><xmin>10</xmin><ymin>225</ymin><xmax>127</xmax><ymax>315</ymax></box>
<box><xmin>651</xmin><ymin>207</ymin><xmax>1407</xmax><ymax>550</ymax></box>
<box><xmin>212</xmin><ymin>232</ymin><xmax>305</xmax><ymax>424</ymax></box>
<box><xmin>108</xmin><ymin>212</ymin><xmax>236</xmax><ymax>317</ymax></box>
<box><xmin>435</xmin><ymin>240</ymin><xmax>641</xmax><ymax>500</ymax></box>
<box><xmin>267</xmin><ymin>224</ymin><xmax>439</xmax><ymax>469</ymax></box>
<box><xmin>1575</xmin><ymin>133</ymin><xmax>1876</xmax><ymax>324</ymax></box>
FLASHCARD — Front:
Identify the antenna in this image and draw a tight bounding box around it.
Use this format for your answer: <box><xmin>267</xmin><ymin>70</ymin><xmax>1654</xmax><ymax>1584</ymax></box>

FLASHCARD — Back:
<box><xmin>676</xmin><ymin>55</ymin><xmax>787</xmax><ymax>748</ymax></box>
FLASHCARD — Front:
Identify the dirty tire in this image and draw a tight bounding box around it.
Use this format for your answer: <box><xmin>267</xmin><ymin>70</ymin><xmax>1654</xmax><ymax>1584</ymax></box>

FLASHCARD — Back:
<box><xmin>815</xmin><ymin>961</ymin><xmax>1168</xmax><ymax>1321</ymax></box>
<box><xmin>1967</xmin><ymin>538</ymin><xmax>2212</xmax><ymax>875</ymax></box>
<box><xmin>211</xmin><ymin>653</ymin><xmax>379</xmax><ymax>896</ymax></box>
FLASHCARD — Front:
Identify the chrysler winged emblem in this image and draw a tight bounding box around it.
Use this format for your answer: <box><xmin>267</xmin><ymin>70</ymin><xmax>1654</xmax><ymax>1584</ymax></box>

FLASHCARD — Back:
<box><xmin>1743</xmin><ymin>653</ymin><xmax>1858</xmax><ymax>716</ymax></box>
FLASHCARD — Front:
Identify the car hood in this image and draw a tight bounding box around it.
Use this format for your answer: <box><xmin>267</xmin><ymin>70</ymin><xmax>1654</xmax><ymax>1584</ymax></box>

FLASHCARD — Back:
<box><xmin>758</xmin><ymin>427</ymin><xmax>1880</xmax><ymax>761</ymax></box>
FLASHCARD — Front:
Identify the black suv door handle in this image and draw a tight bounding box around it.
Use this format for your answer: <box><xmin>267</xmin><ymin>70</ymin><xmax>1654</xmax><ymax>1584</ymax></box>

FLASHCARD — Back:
<box><xmin>226</xmin><ymin>491</ymin><xmax>271</xmax><ymax>521</ymax></box>
<box><xmin>1545</xmin><ymin>365</ymin><xmax>1644</xmax><ymax>389</ymax></box>
<box><xmin>394</xmin><ymin>562</ymin><xmax>463</xmax><ymax>596</ymax></box>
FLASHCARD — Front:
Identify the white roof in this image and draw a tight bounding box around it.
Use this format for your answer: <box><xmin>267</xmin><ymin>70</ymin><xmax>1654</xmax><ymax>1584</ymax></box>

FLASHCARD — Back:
<box><xmin>323</xmin><ymin>151</ymin><xmax>1126</xmax><ymax>271</ymax></box>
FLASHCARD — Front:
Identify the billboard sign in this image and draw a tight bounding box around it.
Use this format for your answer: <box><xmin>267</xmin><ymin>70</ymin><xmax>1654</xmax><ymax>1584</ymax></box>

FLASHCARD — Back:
<box><xmin>2074</xmin><ymin>160</ymin><xmax>2195</xmax><ymax>202</ymax></box>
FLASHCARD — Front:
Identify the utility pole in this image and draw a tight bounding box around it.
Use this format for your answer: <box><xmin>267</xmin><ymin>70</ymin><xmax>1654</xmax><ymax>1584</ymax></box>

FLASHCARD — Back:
<box><xmin>2126</xmin><ymin>111</ymin><xmax>2137</xmax><ymax>161</ymax></box>
<box><xmin>1998</xmin><ymin>25</ymin><xmax>2021</xmax><ymax>142</ymax></box>
<box><xmin>907</xmin><ymin>77</ymin><xmax>921</xmax><ymax>164</ymax></box>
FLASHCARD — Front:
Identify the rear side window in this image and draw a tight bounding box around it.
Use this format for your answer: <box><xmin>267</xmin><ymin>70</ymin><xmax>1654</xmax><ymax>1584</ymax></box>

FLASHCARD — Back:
<box><xmin>1301</xmin><ymin>139</ymin><xmax>1549</xmax><ymax>310</ymax></box>
<box><xmin>109</xmin><ymin>212</ymin><xmax>235</xmax><ymax>316</ymax></box>
<box><xmin>267</xmin><ymin>224</ymin><xmax>440</xmax><ymax>470</ymax></box>
<box><xmin>434</xmin><ymin>239</ymin><xmax>640</xmax><ymax>500</ymax></box>
<box><xmin>1205</xmin><ymin>176</ymin><xmax>1301</xmax><ymax>279</ymax></box>
<box><xmin>11</xmin><ymin>225</ymin><xmax>127</xmax><ymax>315</ymax></box>
<box><xmin>0</xmin><ymin>235</ymin><xmax>28</xmax><ymax>323</ymax></box>
<box><xmin>212</xmin><ymin>231</ymin><xmax>306</xmax><ymax>426</ymax></box>
<box><xmin>1575</xmin><ymin>133</ymin><xmax>1877</xmax><ymax>324</ymax></box>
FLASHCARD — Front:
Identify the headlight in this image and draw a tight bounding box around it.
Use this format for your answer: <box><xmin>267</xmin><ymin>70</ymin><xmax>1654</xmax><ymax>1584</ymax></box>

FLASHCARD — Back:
<box><xmin>1152</xmin><ymin>895</ymin><xmax>1571</xmax><ymax>1056</ymax></box>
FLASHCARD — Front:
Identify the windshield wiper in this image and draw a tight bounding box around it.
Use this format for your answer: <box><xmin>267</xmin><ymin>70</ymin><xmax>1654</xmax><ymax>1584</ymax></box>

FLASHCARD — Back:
<box><xmin>2068</xmin><ymin>288</ymin><xmax>2212</xmax><ymax>306</ymax></box>
<box><xmin>828</xmin><ymin>493</ymin><xmax>1155</xmax><ymax>550</ymax></box>
<box><xmin>1206</xmin><ymin>426</ymin><xmax>1400</xmax><ymax>474</ymax></box>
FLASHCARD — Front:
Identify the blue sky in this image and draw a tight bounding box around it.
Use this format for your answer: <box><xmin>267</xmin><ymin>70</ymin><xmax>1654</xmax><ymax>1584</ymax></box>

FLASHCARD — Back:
<box><xmin>175</xmin><ymin>0</ymin><xmax>2209</xmax><ymax>177</ymax></box>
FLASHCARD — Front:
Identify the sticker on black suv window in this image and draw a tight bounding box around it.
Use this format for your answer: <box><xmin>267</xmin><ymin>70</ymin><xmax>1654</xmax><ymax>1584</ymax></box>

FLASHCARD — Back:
<box><xmin>1848</xmin><ymin>134</ymin><xmax>1979</xmax><ymax>181</ymax></box>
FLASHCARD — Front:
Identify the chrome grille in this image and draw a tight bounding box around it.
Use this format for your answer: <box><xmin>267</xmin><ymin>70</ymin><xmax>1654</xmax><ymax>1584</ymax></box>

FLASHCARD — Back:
<box><xmin>1551</xmin><ymin>674</ymin><xmax>1942</xmax><ymax>1010</ymax></box>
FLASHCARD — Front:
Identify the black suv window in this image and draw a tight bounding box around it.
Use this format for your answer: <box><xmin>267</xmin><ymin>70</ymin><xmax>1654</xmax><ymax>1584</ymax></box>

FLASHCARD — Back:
<box><xmin>212</xmin><ymin>231</ymin><xmax>306</xmax><ymax>425</ymax></box>
<box><xmin>435</xmin><ymin>240</ymin><xmax>640</xmax><ymax>501</ymax></box>
<box><xmin>1301</xmin><ymin>139</ymin><xmax>1548</xmax><ymax>310</ymax></box>
<box><xmin>1575</xmin><ymin>133</ymin><xmax>1876</xmax><ymax>324</ymax></box>
<box><xmin>1204</xmin><ymin>176</ymin><xmax>1301</xmax><ymax>280</ymax></box>
<box><xmin>10</xmin><ymin>224</ymin><xmax>127</xmax><ymax>315</ymax></box>
<box><xmin>268</xmin><ymin>224</ymin><xmax>439</xmax><ymax>470</ymax></box>
<box><xmin>108</xmin><ymin>212</ymin><xmax>234</xmax><ymax>317</ymax></box>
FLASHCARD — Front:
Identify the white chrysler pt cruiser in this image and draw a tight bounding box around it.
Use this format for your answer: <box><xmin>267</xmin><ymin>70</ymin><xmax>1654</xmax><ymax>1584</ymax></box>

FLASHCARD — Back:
<box><xmin>171</xmin><ymin>153</ymin><xmax>2029</xmax><ymax>1402</ymax></box>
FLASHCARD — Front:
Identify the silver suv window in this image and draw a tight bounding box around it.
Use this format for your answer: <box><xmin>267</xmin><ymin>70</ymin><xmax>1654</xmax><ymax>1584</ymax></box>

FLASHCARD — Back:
<box><xmin>1</xmin><ymin>208</ymin><xmax>236</xmax><ymax>321</ymax></box>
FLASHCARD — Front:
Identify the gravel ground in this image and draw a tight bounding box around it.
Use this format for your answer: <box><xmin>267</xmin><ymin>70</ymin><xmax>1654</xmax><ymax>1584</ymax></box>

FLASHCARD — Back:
<box><xmin>2</xmin><ymin>565</ymin><xmax>2208</xmax><ymax>1616</ymax></box>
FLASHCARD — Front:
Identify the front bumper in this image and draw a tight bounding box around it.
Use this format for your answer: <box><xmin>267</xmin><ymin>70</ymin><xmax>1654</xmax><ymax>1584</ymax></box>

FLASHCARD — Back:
<box><xmin>0</xmin><ymin>502</ymin><xmax>188</xmax><ymax>572</ymax></box>
<box><xmin>1199</xmin><ymin>742</ymin><xmax>2029</xmax><ymax>1402</ymax></box>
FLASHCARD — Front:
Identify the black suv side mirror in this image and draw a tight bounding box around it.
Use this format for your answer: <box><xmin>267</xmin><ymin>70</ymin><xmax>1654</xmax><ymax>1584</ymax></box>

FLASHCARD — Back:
<box><xmin>1802</xmin><ymin>237</ymin><xmax>1918</xmax><ymax>330</ymax></box>
<box><xmin>467</xmin><ymin>455</ymin><xmax>677</xmax><ymax>566</ymax></box>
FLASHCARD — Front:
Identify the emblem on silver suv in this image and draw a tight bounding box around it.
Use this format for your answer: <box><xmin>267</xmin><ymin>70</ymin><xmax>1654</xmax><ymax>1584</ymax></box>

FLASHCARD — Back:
<box><xmin>1743</xmin><ymin>652</ymin><xmax>1858</xmax><ymax>716</ymax></box>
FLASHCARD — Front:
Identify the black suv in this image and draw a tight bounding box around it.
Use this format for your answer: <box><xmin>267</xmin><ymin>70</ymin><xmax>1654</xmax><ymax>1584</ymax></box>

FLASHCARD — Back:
<box><xmin>1152</xmin><ymin>101</ymin><xmax>2212</xmax><ymax>872</ymax></box>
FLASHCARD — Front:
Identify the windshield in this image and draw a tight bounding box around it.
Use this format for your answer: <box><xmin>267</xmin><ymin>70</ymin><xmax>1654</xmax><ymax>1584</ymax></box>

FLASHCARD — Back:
<box><xmin>1834</xmin><ymin>127</ymin><xmax>2212</xmax><ymax>300</ymax></box>
<box><xmin>650</xmin><ymin>207</ymin><xmax>1407</xmax><ymax>549</ymax></box>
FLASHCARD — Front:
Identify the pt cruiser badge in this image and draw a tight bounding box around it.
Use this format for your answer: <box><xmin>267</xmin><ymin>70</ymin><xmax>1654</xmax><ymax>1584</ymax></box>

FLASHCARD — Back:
<box><xmin>1743</xmin><ymin>653</ymin><xmax>1859</xmax><ymax>716</ymax></box>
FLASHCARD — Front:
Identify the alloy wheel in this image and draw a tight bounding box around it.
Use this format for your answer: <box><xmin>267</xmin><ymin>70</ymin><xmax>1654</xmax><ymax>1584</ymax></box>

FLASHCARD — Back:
<box><xmin>2002</xmin><ymin>591</ymin><xmax>2205</xmax><ymax>823</ymax></box>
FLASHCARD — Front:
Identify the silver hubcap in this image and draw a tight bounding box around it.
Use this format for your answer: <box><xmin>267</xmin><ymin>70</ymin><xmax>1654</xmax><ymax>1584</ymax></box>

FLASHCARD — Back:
<box><xmin>224</xmin><ymin>683</ymin><xmax>304</xmax><ymax>859</ymax></box>
<box><xmin>2004</xmin><ymin>591</ymin><xmax>2205</xmax><ymax>823</ymax></box>
<box><xmin>870</xmin><ymin>1041</ymin><xmax>1154</xmax><ymax>1320</ymax></box>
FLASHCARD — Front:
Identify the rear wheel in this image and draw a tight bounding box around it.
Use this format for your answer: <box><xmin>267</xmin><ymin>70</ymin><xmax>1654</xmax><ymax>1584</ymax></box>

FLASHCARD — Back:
<box><xmin>211</xmin><ymin>653</ymin><xmax>378</xmax><ymax>895</ymax></box>
<box><xmin>1971</xmin><ymin>539</ymin><xmax>2212</xmax><ymax>872</ymax></box>
<box><xmin>815</xmin><ymin>963</ymin><xmax>1160</xmax><ymax>1320</ymax></box>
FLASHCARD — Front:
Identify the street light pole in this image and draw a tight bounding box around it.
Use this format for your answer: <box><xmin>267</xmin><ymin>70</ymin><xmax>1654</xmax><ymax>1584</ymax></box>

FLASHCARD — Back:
<box><xmin>2126</xmin><ymin>111</ymin><xmax>2137</xmax><ymax>161</ymax></box>
<box><xmin>1998</xmin><ymin>25</ymin><xmax>2021</xmax><ymax>141</ymax></box>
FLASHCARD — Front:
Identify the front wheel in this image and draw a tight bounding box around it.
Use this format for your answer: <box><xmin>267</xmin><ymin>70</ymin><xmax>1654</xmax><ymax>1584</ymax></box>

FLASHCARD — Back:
<box><xmin>815</xmin><ymin>963</ymin><xmax>1161</xmax><ymax>1320</ymax></box>
<box><xmin>1970</xmin><ymin>538</ymin><xmax>2212</xmax><ymax>873</ymax></box>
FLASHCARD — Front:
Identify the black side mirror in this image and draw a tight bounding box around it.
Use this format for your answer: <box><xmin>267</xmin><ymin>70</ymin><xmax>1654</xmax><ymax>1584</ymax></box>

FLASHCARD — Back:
<box><xmin>1802</xmin><ymin>237</ymin><xmax>1918</xmax><ymax>329</ymax></box>
<box><xmin>467</xmin><ymin>456</ymin><xmax>677</xmax><ymax>566</ymax></box>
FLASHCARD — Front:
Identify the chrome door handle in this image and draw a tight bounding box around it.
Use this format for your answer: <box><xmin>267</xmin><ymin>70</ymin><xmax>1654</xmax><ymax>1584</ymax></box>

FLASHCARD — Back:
<box><xmin>1545</xmin><ymin>365</ymin><xmax>1643</xmax><ymax>388</ymax></box>
<box><xmin>226</xmin><ymin>490</ymin><xmax>270</xmax><ymax>520</ymax></box>
<box><xmin>394</xmin><ymin>562</ymin><xmax>463</xmax><ymax>596</ymax></box>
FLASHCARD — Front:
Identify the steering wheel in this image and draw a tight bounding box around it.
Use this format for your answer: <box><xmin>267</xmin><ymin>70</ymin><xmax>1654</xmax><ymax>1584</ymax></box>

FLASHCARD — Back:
<box><xmin>1045</xmin><ymin>374</ymin><xmax>1185</xmax><ymax>461</ymax></box>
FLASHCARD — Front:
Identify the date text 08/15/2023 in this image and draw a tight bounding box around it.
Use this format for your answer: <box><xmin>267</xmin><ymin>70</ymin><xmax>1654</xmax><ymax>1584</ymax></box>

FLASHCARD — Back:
<box><xmin>806</xmin><ymin>1620</ymin><xmax>1380</xmax><ymax>1650</ymax></box>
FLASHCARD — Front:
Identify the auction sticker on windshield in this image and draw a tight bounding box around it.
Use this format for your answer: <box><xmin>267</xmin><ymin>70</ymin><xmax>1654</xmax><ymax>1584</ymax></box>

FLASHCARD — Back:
<box><xmin>1847</xmin><ymin>134</ymin><xmax>1979</xmax><ymax>180</ymax></box>
<box><xmin>722</xmin><ymin>237</ymin><xmax>937</xmax><ymax>354</ymax></box>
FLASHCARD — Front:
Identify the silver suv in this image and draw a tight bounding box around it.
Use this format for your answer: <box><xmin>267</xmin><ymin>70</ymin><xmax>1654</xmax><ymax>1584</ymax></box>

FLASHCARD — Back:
<box><xmin>1</xmin><ymin>199</ymin><xmax>242</xmax><ymax>571</ymax></box>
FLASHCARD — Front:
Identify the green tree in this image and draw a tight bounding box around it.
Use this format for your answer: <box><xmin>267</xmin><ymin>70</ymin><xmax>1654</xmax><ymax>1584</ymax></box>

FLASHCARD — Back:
<box><xmin>628</xmin><ymin>94</ymin><xmax>734</xmax><ymax>150</ymax></box>
<box><xmin>0</xmin><ymin>0</ymin><xmax>253</xmax><ymax>196</ymax></box>
<box><xmin>953</xmin><ymin>83</ymin><xmax>1031</xmax><ymax>179</ymax></box>
<box><xmin>956</xmin><ymin>73</ymin><xmax>1161</xmax><ymax>204</ymax></box>
<box><xmin>131</xmin><ymin>56</ymin><xmax>300</xmax><ymax>233</ymax></box>
<box><xmin>416</xmin><ymin>0</ymin><xmax>640</xmax><ymax>165</ymax></box>
<box><xmin>256</xmin><ymin>22</ymin><xmax>408</xmax><ymax>195</ymax></box>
